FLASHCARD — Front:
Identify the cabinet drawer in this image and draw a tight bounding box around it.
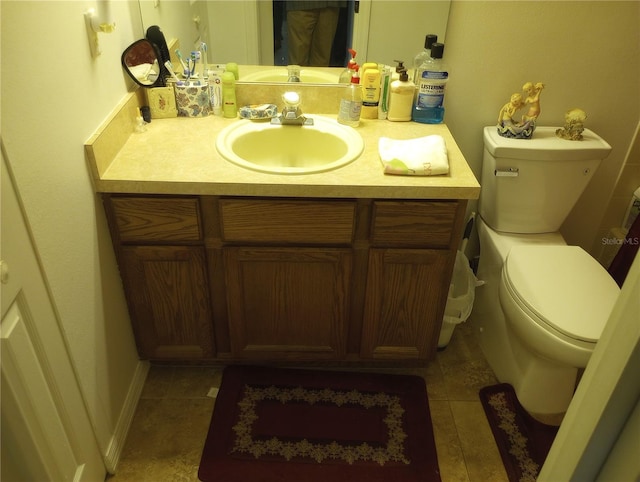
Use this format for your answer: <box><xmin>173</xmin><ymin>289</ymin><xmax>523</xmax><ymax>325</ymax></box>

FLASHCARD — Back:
<box><xmin>371</xmin><ymin>201</ymin><xmax>457</xmax><ymax>248</ymax></box>
<box><xmin>110</xmin><ymin>197</ymin><xmax>202</xmax><ymax>243</ymax></box>
<box><xmin>220</xmin><ymin>199</ymin><xmax>355</xmax><ymax>244</ymax></box>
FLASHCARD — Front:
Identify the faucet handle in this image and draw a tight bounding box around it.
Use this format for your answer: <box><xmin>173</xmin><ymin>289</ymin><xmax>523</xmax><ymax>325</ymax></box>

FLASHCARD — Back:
<box><xmin>282</xmin><ymin>91</ymin><xmax>301</xmax><ymax>109</ymax></box>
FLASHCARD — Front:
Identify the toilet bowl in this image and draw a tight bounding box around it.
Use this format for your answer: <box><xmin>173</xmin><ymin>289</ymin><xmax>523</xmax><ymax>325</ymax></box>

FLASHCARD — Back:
<box><xmin>474</xmin><ymin>126</ymin><xmax>620</xmax><ymax>416</ymax></box>
<box><xmin>476</xmin><ymin>218</ymin><xmax>620</xmax><ymax>415</ymax></box>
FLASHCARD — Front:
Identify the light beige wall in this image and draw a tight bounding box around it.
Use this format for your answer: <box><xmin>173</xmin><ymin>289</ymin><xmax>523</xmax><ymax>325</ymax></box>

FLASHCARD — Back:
<box><xmin>1</xmin><ymin>0</ymin><xmax>142</xmax><ymax>461</ymax></box>
<box><xmin>444</xmin><ymin>1</ymin><xmax>640</xmax><ymax>256</ymax></box>
<box><xmin>599</xmin><ymin>123</ymin><xmax>640</xmax><ymax>230</ymax></box>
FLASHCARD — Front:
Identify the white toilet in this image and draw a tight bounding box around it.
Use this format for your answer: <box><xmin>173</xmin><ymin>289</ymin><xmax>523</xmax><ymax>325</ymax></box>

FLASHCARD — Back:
<box><xmin>474</xmin><ymin>126</ymin><xmax>620</xmax><ymax>417</ymax></box>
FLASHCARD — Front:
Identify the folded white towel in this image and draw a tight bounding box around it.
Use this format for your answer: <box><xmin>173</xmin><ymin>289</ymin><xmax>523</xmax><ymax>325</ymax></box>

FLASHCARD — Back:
<box><xmin>378</xmin><ymin>135</ymin><xmax>449</xmax><ymax>176</ymax></box>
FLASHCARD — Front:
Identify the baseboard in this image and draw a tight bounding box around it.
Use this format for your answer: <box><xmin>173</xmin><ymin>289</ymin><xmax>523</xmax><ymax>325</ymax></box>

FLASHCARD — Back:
<box><xmin>103</xmin><ymin>360</ymin><xmax>150</xmax><ymax>474</ymax></box>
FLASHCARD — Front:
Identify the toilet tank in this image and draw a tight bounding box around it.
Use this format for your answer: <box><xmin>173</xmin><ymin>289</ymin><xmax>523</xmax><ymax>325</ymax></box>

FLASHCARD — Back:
<box><xmin>479</xmin><ymin>126</ymin><xmax>611</xmax><ymax>233</ymax></box>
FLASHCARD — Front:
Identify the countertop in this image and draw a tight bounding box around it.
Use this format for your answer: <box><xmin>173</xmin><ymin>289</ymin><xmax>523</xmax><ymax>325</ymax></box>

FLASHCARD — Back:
<box><xmin>86</xmin><ymin>92</ymin><xmax>480</xmax><ymax>200</ymax></box>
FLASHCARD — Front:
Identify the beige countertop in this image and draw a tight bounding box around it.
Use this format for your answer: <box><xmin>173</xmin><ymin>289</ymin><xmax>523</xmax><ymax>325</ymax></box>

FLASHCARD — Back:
<box><xmin>86</xmin><ymin>90</ymin><xmax>480</xmax><ymax>200</ymax></box>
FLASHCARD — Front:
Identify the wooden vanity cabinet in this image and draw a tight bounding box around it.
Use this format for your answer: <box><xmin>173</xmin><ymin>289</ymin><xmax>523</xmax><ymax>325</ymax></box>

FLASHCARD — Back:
<box><xmin>103</xmin><ymin>194</ymin><xmax>466</xmax><ymax>364</ymax></box>
<box><xmin>102</xmin><ymin>195</ymin><xmax>215</xmax><ymax>360</ymax></box>
<box><xmin>361</xmin><ymin>201</ymin><xmax>460</xmax><ymax>360</ymax></box>
<box><xmin>219</xmin><ymin>199</ymin><xmax>355</xmax><ymax>360</ymax></box>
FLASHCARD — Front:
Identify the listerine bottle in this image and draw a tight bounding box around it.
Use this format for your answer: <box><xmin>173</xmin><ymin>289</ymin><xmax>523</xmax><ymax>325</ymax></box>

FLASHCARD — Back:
<box><xmin>412</xmin><ymin>34</ymin><xmax>437</xmax><ymax>84</ymax></box>
<box><xmin>412</xmin><ymin>42</ymin><xmax>448</xmax><ymax>124</ymax></box>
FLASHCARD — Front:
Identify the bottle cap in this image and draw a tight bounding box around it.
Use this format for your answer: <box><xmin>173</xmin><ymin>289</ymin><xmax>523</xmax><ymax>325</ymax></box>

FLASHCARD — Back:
<box><xmin>430</xmin><ymin>42</ymin><xmax>445</xmax><ymax>59</ymax></box>
<box><xmin>425</xmin><ymin>34</ymin><xmax>438</xmax><ymax>49</ymax></box>
<box><xmin>399</xmin><ymin>69</ymin><xmax>409</xmax><ymax>81</ymax></box>
<box><xmin>393</xmin><ymin>59</ymin><xmax>406</xmax><ymax>72</ymax></box>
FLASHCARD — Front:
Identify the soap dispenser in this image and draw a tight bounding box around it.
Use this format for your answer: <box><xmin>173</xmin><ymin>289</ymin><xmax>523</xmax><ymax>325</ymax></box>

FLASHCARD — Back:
<box><xmin>388</xmin><ymin>67</ymin><xmax>415</xmax><ymax>122</ymax></box>
<box><xmin>337</xmin><ymin>65</ymin><xmax>362</xmax><ymax>127</ymax></box>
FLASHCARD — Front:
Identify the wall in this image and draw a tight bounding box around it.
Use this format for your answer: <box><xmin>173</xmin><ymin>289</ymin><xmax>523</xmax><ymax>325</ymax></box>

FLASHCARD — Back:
<box><xmin>444</xmin><ymin>1</ymin><xmax>640</xmax><ymax>256</ymax></box>
<box><xmin>1</xmin><ymin>0</ymin><xmax>143</xmax><ymax>468</ymax></box>
<box><xmin>0</xmin><ymin>0</ymin><xmax>638</xmax><ymax>472</ymax></box>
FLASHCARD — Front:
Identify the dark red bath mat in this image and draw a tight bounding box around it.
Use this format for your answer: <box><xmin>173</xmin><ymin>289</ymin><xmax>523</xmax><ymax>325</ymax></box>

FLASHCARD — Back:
<box><xmin>198</xmin><ymin>365</ymin><xmax>441</xmax><ymax>482</ymax></box>
<box><xmin>480</xmin><ymin>383</ymin><xmax>559</xmax><ymax>482</ymax></box>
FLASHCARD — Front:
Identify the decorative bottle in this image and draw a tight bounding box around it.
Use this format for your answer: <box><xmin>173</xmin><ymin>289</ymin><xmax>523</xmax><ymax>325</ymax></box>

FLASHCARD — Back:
<box><xmin>412</xmin><ymin>42</ymin><xmax>448</xmax><ymax>124</ymax></box>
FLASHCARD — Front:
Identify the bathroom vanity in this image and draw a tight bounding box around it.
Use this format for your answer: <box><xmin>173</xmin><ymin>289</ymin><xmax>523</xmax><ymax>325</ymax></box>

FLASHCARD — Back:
<box><xmin>86</xmin><ymin>88</ymin><xmax>479</xmax><ymax>365</ymax></box>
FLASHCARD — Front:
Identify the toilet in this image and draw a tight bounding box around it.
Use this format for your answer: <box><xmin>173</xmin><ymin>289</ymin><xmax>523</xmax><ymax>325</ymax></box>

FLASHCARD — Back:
<box><xmin>474</xmin><ymin>126</ymin><xmax>620</xmax><ymax>418</ymax></box>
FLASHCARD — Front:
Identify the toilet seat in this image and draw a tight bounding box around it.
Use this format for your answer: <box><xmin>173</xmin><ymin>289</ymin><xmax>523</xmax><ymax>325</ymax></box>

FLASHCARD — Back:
<box><xmin>503</xmin><ymin>245</ymin><xmax>619</xmax><ymax>342</ymax></box>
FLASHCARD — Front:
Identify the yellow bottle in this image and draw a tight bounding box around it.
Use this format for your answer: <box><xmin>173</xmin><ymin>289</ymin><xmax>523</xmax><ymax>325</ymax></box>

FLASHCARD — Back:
<box><xmin>360</xmin><ymin>68</ymin><xmax>380</xmax><ymax>119</ymax></box>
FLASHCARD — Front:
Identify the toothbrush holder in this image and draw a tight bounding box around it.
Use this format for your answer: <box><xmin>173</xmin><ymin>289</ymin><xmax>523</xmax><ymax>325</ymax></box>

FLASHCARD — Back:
<box><xmin>174</xmin><ymin>82</ymin><xmax>210</xmax><ymax>117</ymax></box>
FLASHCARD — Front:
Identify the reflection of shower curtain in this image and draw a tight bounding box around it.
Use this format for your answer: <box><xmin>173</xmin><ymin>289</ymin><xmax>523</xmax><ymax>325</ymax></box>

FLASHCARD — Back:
<box><xmin>608</xmin><ymin>214</ymin><xmax>640</xmax><ymax>287</ymax></box>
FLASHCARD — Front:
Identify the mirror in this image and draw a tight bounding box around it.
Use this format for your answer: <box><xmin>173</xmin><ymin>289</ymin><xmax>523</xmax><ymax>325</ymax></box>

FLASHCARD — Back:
<box><xmin>137</xmin><ymin>0</ymin><xmax>450</xmax><ymax>81</ymax></box>
<box><xmin>121</xmin><ymin>39</ymin><xmax>164</xmax><ymax>87</ymax></box>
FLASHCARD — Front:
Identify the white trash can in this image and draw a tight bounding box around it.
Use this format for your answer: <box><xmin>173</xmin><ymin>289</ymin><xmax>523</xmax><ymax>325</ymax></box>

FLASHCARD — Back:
<box><xmin>438</xmin><ymin>250</ymin><xmax>483</xmax><ymax>349</ymax></box>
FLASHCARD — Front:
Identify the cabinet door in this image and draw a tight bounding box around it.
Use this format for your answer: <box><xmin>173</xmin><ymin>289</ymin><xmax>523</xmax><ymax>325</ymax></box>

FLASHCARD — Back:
<box><xmin>224</xmin><ymin>247</ymin><xmax>352</xmax><ymax>360</ymax></box>
<box><xmin>121</xmin><ymin>246</ymin><xmax>214</xmax><ymax>359</ymax></box>
<box><xmin>361</xmin><ymin>249</ymin><xmax>449</xmax><ymax>360</ymax></box>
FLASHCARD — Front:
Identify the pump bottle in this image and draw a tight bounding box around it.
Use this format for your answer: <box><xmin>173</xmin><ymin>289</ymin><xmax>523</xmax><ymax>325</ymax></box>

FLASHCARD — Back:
<box><xmin>388</xmin><ymin>68</ymin><xmax>414</xmax><ymax>122</ymax></box>
<box><xmin>412</xmin><ymin>42</ymin><xmax>448</xmax><ymax>124</ymax></box>
<box><xmin>337</xmin><ymin>67</ymin><xmax>362</xmax><ymax>127</ymax></box>
<box><xmin>339</xmin><ymin>49</ymin><xmax>358</xmax><ymax>83</ymax></box>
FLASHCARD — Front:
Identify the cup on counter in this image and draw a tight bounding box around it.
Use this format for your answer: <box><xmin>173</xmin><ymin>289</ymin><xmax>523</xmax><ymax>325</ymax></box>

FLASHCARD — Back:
<box><xmin>174</xmin><ymin>82</ymin><xmax>210</xmax><ymax>117</ymax></box>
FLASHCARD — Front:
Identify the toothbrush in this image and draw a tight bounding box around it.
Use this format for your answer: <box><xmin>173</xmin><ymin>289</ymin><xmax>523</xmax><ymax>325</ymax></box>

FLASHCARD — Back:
<box><xmin>175</xmin><ymin>49</ymin><xmax>188</xmax><ymax>75</ymax></box>
<box><xmin>200</xmin><ymin>42</ymin><xmax>208</xmax><ymax>78</ymax></box>
<box><xmin>164</xmin><ymin>61</ymin><xmax>181</xmax><ymax>83</ymax></box>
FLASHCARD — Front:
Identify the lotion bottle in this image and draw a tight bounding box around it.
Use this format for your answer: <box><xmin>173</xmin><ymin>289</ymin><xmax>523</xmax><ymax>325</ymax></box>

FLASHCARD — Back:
<box><xmin>337</xmin><ymin>67</ymin><xmax>362</xmax><ymax>127</ymax></box>
<box><xmin>388</xmin><ymin>68</ymin><xmax>414</xmax><ymax>122</ymax></box>
<box><xmin>221</xmin><ymin>71</ymin><xmax>238</xmax><ymax>118</ymax></box>
<box><xmin>361</xmin><ymin>67</ymin><xmax>381</xmax><ymax>119</ymax></box>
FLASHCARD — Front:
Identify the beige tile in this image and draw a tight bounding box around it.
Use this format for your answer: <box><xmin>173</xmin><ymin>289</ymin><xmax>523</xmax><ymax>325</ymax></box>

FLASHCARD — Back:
<box><xmin>430</xmin><ymin>400</ymin><xmax>470</xmax><ymax>482</ymax></box>
<box><xmin>166</xmin><ymin>366</ymin><xmax>223</xmax><ymax>398</ymax></box>
<box><xmin>112</xmin><ymin>398</ymin><xmax>214</xmax><ymax>481</ymax></box>
<box><xmin>140</xmin><ymin>365</ymin><xmax>174</xmax><ymax>399</ymax></box>
<box><xmin>111</xmin><ymin>322</ymin><xmax>507</xmax><ymax>482</ymax></box>
<box><xmin>437</xmin><ymin>320</ymin><xmax>498</xmax><ymax>401</ymax></box>
<box><xmin>450</xmin><ymin>401</ymin><xmax>508</xmax><ymax>482</ymax></box>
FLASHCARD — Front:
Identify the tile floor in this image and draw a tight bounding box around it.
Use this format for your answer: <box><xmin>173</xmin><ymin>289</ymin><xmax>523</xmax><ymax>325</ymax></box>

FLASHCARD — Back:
<box><xmin>106</xmin><ymin>317</ymin><xmax>509</xmax><ymax>482</ymax></box>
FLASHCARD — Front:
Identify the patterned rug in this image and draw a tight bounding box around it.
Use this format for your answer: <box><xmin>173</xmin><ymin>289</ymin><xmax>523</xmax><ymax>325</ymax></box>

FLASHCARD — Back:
<box><xmin>198</xmin><ymin>365</ymin><xmax>441</xmax><ymax>482</ymax></box>
<box><xmin>479</xmin><ymin>383</ymin><xmax>559</xmax><ymax>482</ymax></box>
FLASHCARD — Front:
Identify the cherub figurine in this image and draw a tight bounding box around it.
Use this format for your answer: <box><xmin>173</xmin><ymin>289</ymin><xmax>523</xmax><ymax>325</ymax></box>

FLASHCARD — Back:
<box><xmin>497</xmin><ymin>81</ymin><xmax>544</xmax><ymax>139</ymax></box>
<box><xmin>556</xmin><ymin>108</ymin><xmax>587</xmax><ymax>140</ymax></box>
<box><xmin>522</xmin><ymin>82</ymin><xmax>544</xmax><ymax>123</ymax></box>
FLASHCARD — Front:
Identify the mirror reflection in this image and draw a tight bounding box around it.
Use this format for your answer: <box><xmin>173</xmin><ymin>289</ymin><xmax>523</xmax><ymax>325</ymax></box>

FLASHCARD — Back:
<box><xmin>121</xmin><ymin>39</ymin><xmax>164</xmax><ymax>87</ymax></box>
<box><xmin>137</xmin><ymin>0</ymin><xmax>450</xmax><ymax>80</ymax></box>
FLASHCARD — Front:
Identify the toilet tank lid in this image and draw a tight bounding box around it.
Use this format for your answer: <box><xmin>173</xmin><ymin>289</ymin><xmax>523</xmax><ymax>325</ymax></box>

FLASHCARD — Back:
<box><xmin>504</xmin><ymin>245</ymin><xmax>620</xmax><ymax>342</ymax></box>
<box><xmin>484</xmin><ymin>126</ymin><xmax>612</xmax><ymax>161</ymax></box>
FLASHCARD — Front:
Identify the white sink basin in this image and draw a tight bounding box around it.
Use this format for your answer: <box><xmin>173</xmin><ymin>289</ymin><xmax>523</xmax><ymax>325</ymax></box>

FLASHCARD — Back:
<box><xmin>216</xmin><ymin>116</ymin><xmax>364</xmax><ymax>175</ymax></box>
<box><xmin>241</xmin><ymin>68</ymin><xmax>339</xmax><ymax>84</ymax></box>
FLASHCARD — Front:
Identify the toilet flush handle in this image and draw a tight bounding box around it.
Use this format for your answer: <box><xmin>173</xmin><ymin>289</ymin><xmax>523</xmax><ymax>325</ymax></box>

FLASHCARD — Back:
<box><xmin>495</xmin><ymin>167</ymin><xmax>519</xmax><ymax>177</ymax></box>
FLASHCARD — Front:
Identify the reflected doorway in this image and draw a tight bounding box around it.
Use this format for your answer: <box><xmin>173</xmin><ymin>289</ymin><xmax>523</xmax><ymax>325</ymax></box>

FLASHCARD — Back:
<box><xmin>272</xmin><ymin>0</ymin><xmax>354</xmax><ymax>67</ymax></box>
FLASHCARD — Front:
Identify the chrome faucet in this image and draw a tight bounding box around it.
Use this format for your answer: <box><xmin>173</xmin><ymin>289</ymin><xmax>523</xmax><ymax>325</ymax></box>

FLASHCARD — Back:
<box><xmin>287</xmin><ymin>64</ymin><xmax>301</xmax><ymax>83</ymax></box>
<box><xmin>271</xmin><ymin>91</ymin><xmax>314</xmax><ymax>126</ymax></box>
